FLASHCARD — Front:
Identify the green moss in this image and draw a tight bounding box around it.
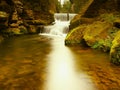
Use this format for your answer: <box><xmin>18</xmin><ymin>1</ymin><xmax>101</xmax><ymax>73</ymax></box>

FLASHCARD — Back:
<box><xmin>110</xmin><ymin>31</ymin><xmax>120</xmax><ymax>65</ymax></box>
<box><xmin>92</xmin><ymin>39</ymin><xmax>112</xmax><ymax>52</ymax></box>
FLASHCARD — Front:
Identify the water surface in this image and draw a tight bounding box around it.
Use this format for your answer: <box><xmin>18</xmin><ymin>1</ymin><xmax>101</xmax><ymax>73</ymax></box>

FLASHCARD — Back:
<box><xmin>0</xmin><ymin>35</ymin><xmax>120</xmax><ymax>90</ymax></box>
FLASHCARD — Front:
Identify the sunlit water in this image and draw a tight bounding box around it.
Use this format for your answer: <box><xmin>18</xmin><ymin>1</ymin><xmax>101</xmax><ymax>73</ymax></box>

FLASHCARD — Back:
<box><xmin>44</xmin><ymin>36</ymin><xmax>97</xmax><ymax>90</ymax></box>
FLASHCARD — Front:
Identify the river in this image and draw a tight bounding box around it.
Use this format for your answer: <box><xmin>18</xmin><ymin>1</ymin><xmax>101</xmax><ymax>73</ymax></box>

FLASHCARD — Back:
<box><xmin>0</xmin><ymin>34</ymin><xmax>120</xmax><ymax>90</ymax></box>
<box><xmin>0</xmin><ymin>13</ymin><xmax>120</xmax><ymax>90</ymax></box>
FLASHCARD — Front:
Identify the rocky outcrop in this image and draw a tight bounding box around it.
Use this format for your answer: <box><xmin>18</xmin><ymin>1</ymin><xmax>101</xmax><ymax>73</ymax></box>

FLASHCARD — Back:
<box><xmin>0</xmin><ymin>0</ymin><xmax>57</xmax><ymax>42</ymax></box>
<box><xmin>66</xmin><ymin>0</ymin><xmax>120</xmax><ymax>65</ymax></box>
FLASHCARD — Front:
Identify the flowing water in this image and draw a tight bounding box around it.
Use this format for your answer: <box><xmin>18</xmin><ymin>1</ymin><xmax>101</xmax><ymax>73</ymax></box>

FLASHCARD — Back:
<box><xmin>0</xmin><ymin>13</ymin><xmax>120</xmax><ymax>90</ymax></box>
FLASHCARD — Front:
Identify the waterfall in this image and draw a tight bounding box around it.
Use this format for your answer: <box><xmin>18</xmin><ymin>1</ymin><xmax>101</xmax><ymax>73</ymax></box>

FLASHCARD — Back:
<box><xmin>40</xmin><ymin>13</ymin><xmax>76</xmax><ymax>36</ymax></box>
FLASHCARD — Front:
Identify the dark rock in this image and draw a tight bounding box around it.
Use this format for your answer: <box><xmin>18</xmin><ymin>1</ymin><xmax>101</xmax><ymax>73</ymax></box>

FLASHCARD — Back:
<box><xmin>0</xmin><ymin>11</ymin><xmax>9</xmax><ymax>29</ymax></box>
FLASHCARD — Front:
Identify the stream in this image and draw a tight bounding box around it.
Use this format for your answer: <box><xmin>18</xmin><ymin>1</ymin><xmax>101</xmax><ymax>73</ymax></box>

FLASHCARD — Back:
<box><xmin>0</xmin><ymin>13</ymin><xmax>120</xmax><ymax>90</ymax></box>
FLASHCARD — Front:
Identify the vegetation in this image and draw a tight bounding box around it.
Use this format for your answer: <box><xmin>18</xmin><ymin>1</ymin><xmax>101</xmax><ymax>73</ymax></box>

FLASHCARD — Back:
<box><xmin>57</xmin><ymin>1</ymin><xmax>71</xmax><ymax>13</ymax></box>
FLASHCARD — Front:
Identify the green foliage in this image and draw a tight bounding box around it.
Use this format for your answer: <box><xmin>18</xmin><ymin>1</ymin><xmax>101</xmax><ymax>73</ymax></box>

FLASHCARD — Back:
<box><xmin>56</xmin><ymin>1</ymin><xmax>62</xmax><ymax>13</ymax></box>
<box><xmin>61</xmin><ymin>1</ymin><xmax>71</xmax><ymax>13</ymax></box>
<box><xmin>57</xmin><ymin>1</ymin><xmax>71</xmax><ymax>13</ymax></box>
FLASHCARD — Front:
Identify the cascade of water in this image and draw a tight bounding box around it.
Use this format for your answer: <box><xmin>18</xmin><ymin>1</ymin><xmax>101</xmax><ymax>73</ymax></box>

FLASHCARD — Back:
<box><xmin>40</xmin><ymin>13</ymin><xmax>76</xmax><ymax>36</ymax></box>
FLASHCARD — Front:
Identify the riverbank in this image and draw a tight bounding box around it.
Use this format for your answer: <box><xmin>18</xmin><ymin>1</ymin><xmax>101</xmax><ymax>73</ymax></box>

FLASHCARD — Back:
<box><xmin>65</xmin><ymin>0</ymin><xmax>120</xmax><ymax>65</ymax></box>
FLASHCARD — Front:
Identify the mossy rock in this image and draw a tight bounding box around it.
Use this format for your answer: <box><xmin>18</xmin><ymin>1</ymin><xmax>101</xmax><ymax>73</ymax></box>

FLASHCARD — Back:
<box><xmin>82</xmin><ymin>21</ymin><xmax>115</xmax><ymax>52</ymax></box>
<box><xmin>110</xmin><ymin>31</ymin><xmax>120</xmax><ymax>65</ymax></box>
<box><xmin>65</xmin><ymin>25</ymin><xmax>86</xmax><ymax>45</ymax></box>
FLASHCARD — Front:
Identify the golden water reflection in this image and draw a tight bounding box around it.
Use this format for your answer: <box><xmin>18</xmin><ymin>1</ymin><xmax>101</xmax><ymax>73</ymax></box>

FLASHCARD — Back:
<box><xmin>45</xmin><ymin>36</ymin><xmax>97</xmax><ymax>90</ymax></box>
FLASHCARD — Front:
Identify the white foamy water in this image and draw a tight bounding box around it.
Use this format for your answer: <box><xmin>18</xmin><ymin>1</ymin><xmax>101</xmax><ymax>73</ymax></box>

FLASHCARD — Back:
<box><xmin>40</xmin><ymin>13</ymin><xmax>76</xmax><ymax>36</ymax></box>
<box><xmin>39</xmin><ymin>13</ymin><xmax>98</xmax><ymax>90</ymax></box>
<box><xmin>44</xmin><ymin>37</ymin><xmax>97</xmax><ymax>90</ymax></box>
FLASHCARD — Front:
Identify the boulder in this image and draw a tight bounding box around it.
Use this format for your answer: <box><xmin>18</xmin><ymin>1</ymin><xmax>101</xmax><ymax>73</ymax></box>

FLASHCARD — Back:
<box><xmin>83</xmin><ymin>21</ymin><xmax>118</xmax><ymax>52</ymax></box>
<box><xmin>65</xmin><ymin>25</ymin><xmax>86</xmax><ymax>45</ymax></box>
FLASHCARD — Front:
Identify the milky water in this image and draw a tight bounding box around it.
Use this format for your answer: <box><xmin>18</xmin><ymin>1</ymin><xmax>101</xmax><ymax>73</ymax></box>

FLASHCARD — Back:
<box><xmin>40</xmin><ymin>13</ymin><xmax>97</xmax><ymax>90</ymax></box>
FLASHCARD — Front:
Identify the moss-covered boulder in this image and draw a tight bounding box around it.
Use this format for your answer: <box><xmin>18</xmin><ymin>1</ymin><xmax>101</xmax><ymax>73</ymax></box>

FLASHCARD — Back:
<box><xmin>83</xmin><ymin>21</ymin><xmax>113</xmax><ymax>51</ymax></box>
<box><xmin>110</xmin><ymin>31</ymin><xmax>120</xmax><ymax>65</ymax></box>
<box><xmin>65</xmin><ymin>25</ymin><xmax>86</xmax><ymax>45</ymax></box>
<box><xmin>66</xmin><ymin>19</ymin><xmax>120</xmax><ymax>52</ymax></box>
